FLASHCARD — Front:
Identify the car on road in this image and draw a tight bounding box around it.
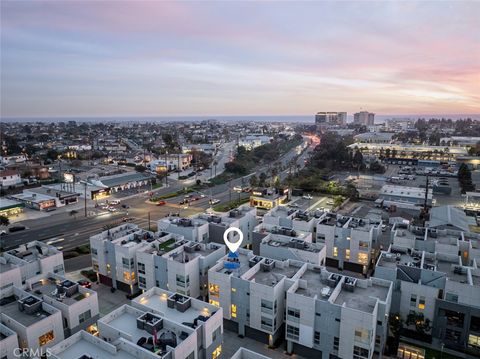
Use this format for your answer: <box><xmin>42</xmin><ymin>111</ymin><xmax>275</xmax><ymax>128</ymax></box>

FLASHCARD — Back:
<box><xmin>156</xmin><ymin>200</ymin><xmax>167</xmax><ymax>206</ymax></box>
<box><xmin>303</xmin><ymin>194</ymin><xmax>313</xmax><ymax>200</ymax></box>
<box><xmin>0</xmin><ymin>229</ymin><xmax>7</xmax><ymax>236</ymax></box>
<box><xmin>109</xmin><ymin>200</ymin><xmax>120</xmax><ymax>205</ymax></box>
<box><xmin>108</xmin><ymin>207</ymin><xmax>117</xmax><ymax>212</ymax></box>
<box><xmin>46</xmin><ymin>238</ymin><xmax>64</xmax><ymax>245</ymax></box>
<box><xmin>9</xmin><ymin>225</ymin><xmax>26</xmax><ymax>233</ymax></box>
<box><xmin>45</xmin><ymin>207</ymin><xmax>57</xmax><ymax>212</ymax></box>
<box><xmin>210</xmin><ymin>199</ymin><xmax>221</xmax><ymax>205</ymax></box>
<box><xmin>242</xmin><ymin>187</ymin><xmax>251</xmax><ymax>193</ymax></box>
<box><xmin>122</xmin><ymin>217</ymin><xmax>133</xmax><ymax>222</ymax></box>
<box><xmin>78</xmin><ymin>280</ymin><xmax>92</xmax><ymax>289</ymax></box>
<box><xmin>288</xmin><ymin>203</ymin><xmax>300</xmax><ymax>208</ymax></box>
<box><xmin>121</xmin><ymin>204</ymin><xmax>130</xmax><ymax>209</ymax></box>
<box><xmin>179</xmin><ymin>199</ymin><xmax>188</xmax><ymax>205</ymax></box>
<box><xmin>233</xmin><ymin>186</ymin><xmax>243</xmax><ymax>192</ymax></box>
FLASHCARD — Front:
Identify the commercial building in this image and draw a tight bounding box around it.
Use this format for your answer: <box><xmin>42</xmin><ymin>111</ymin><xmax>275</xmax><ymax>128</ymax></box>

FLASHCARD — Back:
<box><xmin>0</xmin><ymin>241</ymin><xmax>64</xmax><ymax>299</ymax></box>
<box><xmin>0</xmin><ymin>197</ymin><xmax>24</xmax><ymax>218</ymax></box>
<box><xmin>0</xmin><ymin>287</ymin><xmax>64</xmax><ymax>354</ymax></box>
<box><xmin>354</xmin><ymin>111</ymin><xmax>375</xmax><ymax>126</ymax></box>
<box><xmin>353</xmin><ymin>132</ymin><xmax>395</xmax><ymax>144</ymax></box>
<box><xmin>249</xmin><ymin>188</ymin><xmax>288</xmax><ymax>210</ymax></box>
<box><xmin>315</xmin><ymin>112</ymin><xmax>347</xmax><ymax>126</ymax></box>
<box><xmin>132</xmin><ymin>287</ymin><xmax>224</xmax><ymax>359</ymax></box>
<box><xmin>316</xmin><ymin>213</ymin><xmax>382</xmax><ymax>274</ymax></box>
<box><xmin>285</xmin><ymin>265</ymin><xmax>392</xmax><ymax>358</ymax></box>
<box><xmin>239</xmin><ymin>135</ymin><xmax>272</xmax><ymax>150</ymax></box>
<box><xmin>379</xmin><ymin>185</ymin><xmax>433</xmax><ymax>208</ymax></box>
<box><xmin>9</xmin><ymin>191</ymin><xmax>57</xmax><ymax>211</ymax></box>
<box><xmin>90</xmin><ymin>172</ymin><xmax>155</xmax><ymax>194</ymax></box>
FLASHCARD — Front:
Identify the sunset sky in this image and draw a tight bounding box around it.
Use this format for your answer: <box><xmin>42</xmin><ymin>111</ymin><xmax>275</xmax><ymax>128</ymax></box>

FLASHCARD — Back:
<box><xmin>1</xmin><ymin>1</ymin><xmax>479</xmax><ymax>117</ymax></box>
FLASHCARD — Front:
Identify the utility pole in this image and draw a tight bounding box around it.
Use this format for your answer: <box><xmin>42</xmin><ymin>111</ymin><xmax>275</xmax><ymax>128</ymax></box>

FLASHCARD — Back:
<box><xmin>84</xmin><ymin>182</ymin><xmax>87</xmax><ymax>218</ymax></box>
<box><xmin>178</xmin><ymin>154</ymin><xmax>181</xmax><ymax>180</ymax></box>
<box><xmin>148</xmin><ymin>211</ymin><xmax>151</xmax><ymax>231</ymax></box>
<box><xmin>165</xmin><ymin>151</ymin><xmax>168</xmax><ymax>187</ymax></box>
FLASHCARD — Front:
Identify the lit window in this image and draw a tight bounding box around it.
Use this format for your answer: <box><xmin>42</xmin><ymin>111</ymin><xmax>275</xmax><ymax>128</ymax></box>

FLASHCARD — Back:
<box><xmin>231</xmin><ymin>287</ymin><xmax>236</xmax><ymax>292</ymax></box>
<box><xmin>123</xmin><ymin>271</ymin><xmax>131</xmax><ymax>282</ymax></box>
<box><xmin>231</xmin><ymin>304</ymin><xmax>237</xmax><ymax>318</ymax></box>
<box><xmin>469</xmin><ymin>334</ymin><xmax>480</xmax><ymax>348</ymax></box>
<box><xmin>212</xmin><ymin>345</ymin><xmax>222</xmax><ymax>359</ymax></box>
<box><xmin>346</xmin><ymin>249</ymin><xmax>351</xmax><ymax>260</ymax></box>
<box><xmin>418</xmin><ymin>296</ymin><xmax>426</xmax><ymax>310</ymax></box>
<box><xmin>209</xmin><ymin>299</ymin><xmax>220</xmax><ymax>307</ymax></box>
<box><xmin>357</xmin><ymin>253</ymin><xmax>368</xmax><ymax>265</ymax></box>
<box><xmin>209</xmin><ymin>284</ymin><xmax>220</xmax><ymax>297</ymax></box>
<box><xmin>38</xmin><ymin>330</ymin><xmax>55</xmax><ymax>346</ymax></box>
<box><xmin>333</xmin><ymin>247</ymin><xmax>338</xmax><ymax>257</ymax></box>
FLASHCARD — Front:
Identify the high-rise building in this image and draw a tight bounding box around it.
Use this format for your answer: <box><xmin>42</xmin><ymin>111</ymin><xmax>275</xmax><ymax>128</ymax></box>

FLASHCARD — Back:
<box><xmin>315</xmin><ymin>112</ymin><xmax>347</xmax><ymax>126</ymax></box>
<box><xmin>353</xmin><ymin>111</ymin><xmax>375</xmax><ymax>126</ymax></box>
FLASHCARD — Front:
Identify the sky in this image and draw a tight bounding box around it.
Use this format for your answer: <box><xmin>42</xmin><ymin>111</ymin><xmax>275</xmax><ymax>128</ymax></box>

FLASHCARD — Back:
<box><xmin>1</xmin><ymin>1</ymin><xmax>479</xmax><ymax>118</ymax></box>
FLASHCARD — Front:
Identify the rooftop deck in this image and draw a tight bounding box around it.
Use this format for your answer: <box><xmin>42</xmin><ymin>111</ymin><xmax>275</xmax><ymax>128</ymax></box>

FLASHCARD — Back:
<box><xmin>0</xmin><ymin>296</ymin><xmax>52</xmax><ymax>327</ymax></box>
<box><xmin>295</xmin><ymin>269</ymin><xmax>333</xmax><ymax>300</ymax></box>
<box><xmin>334</xmin><ymin>282</ymin><xmax>389</xmax><ymax>313</ymax></box>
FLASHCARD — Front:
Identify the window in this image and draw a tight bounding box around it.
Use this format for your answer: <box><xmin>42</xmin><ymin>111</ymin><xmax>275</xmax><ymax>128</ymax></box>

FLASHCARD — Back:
<box><xmin>38</xmin><ymin>330</ymin><xmax>55</xmax><ymax>346</ymax></box>
<box><xmin>357</xmin><ymin>252</ymin><xmax>368</xmax><ymax>265</ymax></box>
<box><xmin>286</xmin><ymin>325</ymin><xmax>299</xmax><ymax>340</ymax></box>
<box><xmin>333</xmin><ymin>247</ymin><xmax>338</xmax><ymax>257</ymax></box>
<box><xmin>468</xmin><ymin>334</ymin><xmax>480</xmax><ymax>349</ymax></box>
<box><xmin>261</xmin><ymin>299</ymin><xmax>273</xmax><ymax>314</ymax></box>
<box><xmin>333</xmin><ymin>337</ymin><xmax>339</xmax><ymax>351</ymax></box>
<box><xmin>209</xmin><ymin>299</ymin><xmax>219</xmax><ymax>307</ymax></box>
<box><xmin>410</xmin><ymin>294</ymin><xmax>417</xmax><ymax>307</ymax></box>
<box><xmin>231</xmin><ymin>287</ymin><xmax>236</xmax><ymax>292</ymax></box>
<box><xmin>139</xmin><ymin>276</ymin><xmax>146</xmax><ymax>288</ymax></box>
<box><xmin>79</xmin><ymin>310</ymin><xmax>92</xmax><ymax>324</ymax></box>
<box><xmin>345</xmin><ymin>249</ymin><xmax>351</xmax><ymax>260</ymax></box>
<box><xmin>209</xmin><ymin>284</ymin><xmax>220</xmax><ymax>297</ymax></box>
<box><xmin>123</xmin><ymin>271</ymin><xmax>133</xmax><ymax>282</ymax></box>
<box><xmin>353</xmin><ymin>345</ymin><xmax>369</xmax><ymax>359</ymax></box>
<box><xmin>92</xmin><ymin>262</ymin><xmax>99</xmax><ymax>271</ymax></box>
<box><xmin>122</xmin><ymin>257</ymin><xmax>131</xmax><ymax>268</ymax></box>
<box><xmin>212</xmin><ymin>345</ymin><xmax>222</xmax><ymax>359</ymax></box>
<box><xmin>231</xmin><ymin>304</ymin><xmax>237</xmax><ymax>318</ymax></box>
<box><xmin>261</xmin><ymin>316</ymin><xmax>273</xmax><ymax>331</ymax></box>
<box><xmin>138</xmin><ymin>262</ymin><xmax>145</xmax><ymax>274</ymax></box>
<box><xmin>176</xmin><ymin>274</ymin><xmax>189</xmax><ymax>288</ymax></box>
<box><xmin>445</xmin><ymin>292</ymin><xmax>458</xmax><ymax>303</ymax></box>
<box><xmin>359</xmin><ymin>241</ymin><xmax>369</xmax><ymax>248</ymax></box>
<box><xmin>443</xmin><ymin>309</ymin><xmax>464</xmax><ymax>328</ymax></box>
<box><xmin>91</xmin><ymin>248</ymin><xmax>98</xmax><ymax>255</ymax></box>
<box><xmin>287</xmin><ymin>307</ymin><xmax>300</xmax><ymax>322</ymax></box>
<box><xmin>106</xmin><ymin>263</ymin><xmax>111</xmax><ymax>274</ymax></box>
<box><xmin>354</xmin><ymin>328</ymin><xmax>370</xmax><ymax>344</ymax></box>
<box><xmin>418</xmin><ymin>296</ymin><xmax>425</xmax><ymax>310</ymax></box>
<box><xmin>314</xmin><ymin>331</ymin><xmax>320</xmax><ymax>345</ymax></box>
<box><xmin>53</xmin><ymin>264</ymin><xmax>64</xmax><ymax>274</ymax></box>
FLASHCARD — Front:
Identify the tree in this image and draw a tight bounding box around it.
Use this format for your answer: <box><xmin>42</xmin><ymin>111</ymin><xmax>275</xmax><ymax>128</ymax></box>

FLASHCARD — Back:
<box><xmin>135</xmin><ymin>165</ymin><xmax>146</xmax><ymax>172</ymax></box>
<box><xmin>458</xmin><ymin>163</ymin><xmax>475</xmax><ymax>193</ymax></box>
<box><xmin>0</xmin><ymin>215</ymin><xmax>9</xmax><ymax>226</ymax></box>
<box><xmin>249</xmin><ymin>175</ymin><xmax>258</xmax><ymax>187</ymax></box>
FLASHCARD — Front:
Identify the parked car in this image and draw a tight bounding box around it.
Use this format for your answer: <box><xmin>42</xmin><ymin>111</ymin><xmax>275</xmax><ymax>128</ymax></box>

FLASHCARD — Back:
<box><xmin>303</xmin><ymin>194</ymin><xmax>313</xmax><ymax>200</ymax></box>
<box><xmin>122</xmin><ymin>217</ymin><xmax>133</xmax><ymax>222</ymax></box>
<box><xmin>210</xmin><ymin>199</ymin><xmax>221</xmax><ymax>205</ymax></box>
<box><xmin>9</xmin><ymin>225</ymin><xmax>26</xmax><ymax>233</ymax></box>
<box><xmin>45</xmin><ymin>207</ymin><xmax>57</xmax><ymax>212</ymax></box>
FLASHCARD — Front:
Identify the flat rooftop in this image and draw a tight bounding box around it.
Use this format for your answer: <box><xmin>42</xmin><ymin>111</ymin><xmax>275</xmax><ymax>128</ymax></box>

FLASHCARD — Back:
<box><xmin>0</xmin><ymin>297</ymin><xmax>52</xmax><ymax>327</ymax></box>
<box><xmin>136</xmin><ymin>294</ymin><xmax>215</xmax><ymax>325</ymax></box>
<box><xmin>28</xmin><ymin>277</ymin><xmax>89</xmax><ymax>306</ymax></box>
<box><xmin>247</xmin><ymin>261</ymin><xmax>299</xmax><ymax>287</ymax></box>
<box><xmin>106</xmin><ymin>311</ymin><xmax>188</xmax><ymax>350</ymax></box>
<box><xmin>295</xmin><ymin>269</ymin><xmax>333</xmax><ymax>300</ymax></box>
<box><xmin>0</xmin><ymin>260</ymin><xmax>16</xmax><ymax>274</ymax></box>
<box><xmin>216</xmin><ymin>252</ymin><xmax>251</xmax><ymax>277</ymax></box>
<box><xmin>51</xmin><ymin>337</ymin><xmax>137</xmax><ymax>359</ymax></box>
<box><xmin>334</xmin><ymin>282</ymin><xmax>389</xmax><ymax>313</ymax></box>
<box><xmin>167</xmin><ymin>243</ymin><xmax>220</xmax><ymax>263</ymax></box>
<box><xmin>6</xmin><ymin>242</ymin><xmax>59</xmax><ymax>262</ymax></box>
<box><xmin>263</xmin><ymin>235</ymin><xmax>323</xmax><ymax>253</ymax></box>
<box><xmin>436</xmin><ymin>260</ymin><xmax>469</xmax><ymax>284</ymax></box>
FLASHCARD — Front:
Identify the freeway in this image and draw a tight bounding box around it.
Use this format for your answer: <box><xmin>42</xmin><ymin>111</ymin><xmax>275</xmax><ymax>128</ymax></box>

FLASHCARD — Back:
<box><xmin>0</xmin><ymin>137</ymin><xmax>315</xmax><ymax>253</ymax></box>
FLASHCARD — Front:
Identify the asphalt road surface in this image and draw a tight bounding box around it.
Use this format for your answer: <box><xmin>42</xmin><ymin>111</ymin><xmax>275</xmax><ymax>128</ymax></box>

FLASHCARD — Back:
<box><xmin>0</xmin><ymin>138</ymin><xmax>314</xmax><ymax>253</ymax></box>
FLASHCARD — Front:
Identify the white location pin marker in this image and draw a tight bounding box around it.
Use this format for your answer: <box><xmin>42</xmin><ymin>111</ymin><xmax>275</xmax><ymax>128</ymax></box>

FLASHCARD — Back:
<box><xmin>223</xmin><ymin>227</ymin><xmax>243</xmax><ymax>253</ymax></box>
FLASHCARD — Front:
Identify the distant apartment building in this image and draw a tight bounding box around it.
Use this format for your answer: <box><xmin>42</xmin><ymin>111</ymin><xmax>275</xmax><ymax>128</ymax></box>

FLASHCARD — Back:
<box><xmin>136</xmin><ymin>237</ymin><xmax>224</xmax><ymax>300</ymax></box>
<box><xmin>315</xmin><ymin>112</ymin><xmax>347</xmax><ymax>126</ymax></box>
<box><xmin>0</xmin><ymin>323</ymin><xmax>18</xmax><ymax>359</ymax></box>
<box><xmin>0</xmin><ymin>241</ymin><xmax>64</xmax><ymax>299</ymax></box>
<box><xmin>0</xmin><ymin>169</ymin><xmax>22</xmax><ymax>188</ymax></box>
<box><xmin>354</xmin><ymin>111</ymin><xmax>375</xmax><ymax>126</ymax></box>
<box><xmin>285</xmin><ymin>265</ymin><xmax>392</xmax><ymax>358</ymax></box>
<box><xmin>238</xmin><ymin>135</ymin><xmax>272</xmax><ymax>150</ymax></box>
<box><xmin>316</xmin><ymin>213</ymin><xmax>382</xmax><ymax>274</ymax></box>
<box><xmin>132</xmin><ymin>287</ymin><xmax>224</xmax><ymax>359</ymax></box>
<box><xmin>208</xmin><ymin>249</ymin><xmax>304</xmax><ymax>347</ymax></box>
<box><xmin>0</xmin><ymin>287</ymin><xmax>65</xmax><ymax>354</ymax></box>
